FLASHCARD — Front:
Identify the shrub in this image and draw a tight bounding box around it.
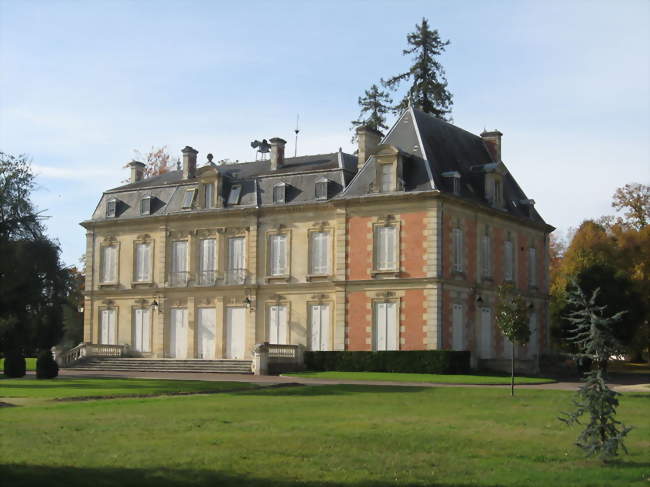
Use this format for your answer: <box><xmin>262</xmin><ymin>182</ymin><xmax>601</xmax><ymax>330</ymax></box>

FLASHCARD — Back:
<box><xmin>3</xmin><ymin>352</ymin><xmax>26</xmax><ymax>377</ymax></box>
<box><xmin>304</xmin><ymin>350</ymin><xmax>470</xmax><ymax>374</ymax></box>
<box><xmin>36</xmin><ymin>350</ymin><xmax>59</xmax><ymax>379</ymax></box>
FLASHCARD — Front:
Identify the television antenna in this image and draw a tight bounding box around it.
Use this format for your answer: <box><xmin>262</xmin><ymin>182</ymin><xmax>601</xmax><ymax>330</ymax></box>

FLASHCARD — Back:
<box><xmin>294</xmin><ymin>114</ymin><xmax>300</xmax><ymax>158</ymax></box>
<box><xmin>250</xmin><ymin>139</ymin><xmax>271</xmax><ymax>161</ymax></box>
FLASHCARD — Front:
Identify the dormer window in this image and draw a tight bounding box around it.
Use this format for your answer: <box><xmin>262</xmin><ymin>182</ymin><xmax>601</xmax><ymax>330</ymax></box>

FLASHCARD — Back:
<box><xmin>203</xmin><ymin>182</ymin><xmax>214</xmax><ymax>208</ymax></box>
<box><xmin>379</xmin><ymin>163</ymin><xmax>393</xmax><ymax>192</ymax></box>
<box><xmin>227</xmin><ymin>184</ymin><xmax>242</xmax><ymax>206</ymax></box>
<box><xmin>494</xmin><ymin>180</ymin><xmax>502</xmax><ymax>206</ymax></box>
<box><xmin>442</xmin><ymin>171</ymin><xmax>461</xmax><ymax>195</ymax></box>
<box><xmin>315</xmin><ymin>178</ymin><xmax>329</xmax><ymax>200</ymax></box>
<box><xmin>106</xmin><ymin>198</ymin><xmax>117</xmax><ymax>218</ymax></box>
<box><xmin>273</xmin><ymin>183</ymin><xmax>286</xmax><ymax>204</ymax></box>
<box><xmin>140</xmin><ymin>195</ymin><xmax>151</xmax><ymax>215</ymax></box>
<box><xmin>181</xmin><ymin>188</ymin><xmax>196</xmax><ymax>209</ymax></box>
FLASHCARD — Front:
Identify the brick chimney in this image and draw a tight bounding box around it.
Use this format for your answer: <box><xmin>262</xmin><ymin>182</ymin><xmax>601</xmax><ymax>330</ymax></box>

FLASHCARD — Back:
<box><xmin>181</xmin><ymin>146</ymin><xmax>198</xmax><ymax>179</ymax></box>
<box><xmin>356</xmin><ymin>126</ymin><xmax>383</xmax><ymax>169</ymax></box>
<box><xmin>269</xmin><ymin>137</ymin><xmax>286</xmax><ymax>171</ymax></box>
<box><xmin>481</xmin><ymin>130</ymin><xmax>503</xmax><ymax>162</ymax></box>
<box><xmin>127</xmin><ymin>160</ymin><xmax>145</xmax><ymax>183</ymax></box>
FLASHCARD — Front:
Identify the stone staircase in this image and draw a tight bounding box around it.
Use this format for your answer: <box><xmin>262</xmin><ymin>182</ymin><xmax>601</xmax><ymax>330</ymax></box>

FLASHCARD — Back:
<box><xmin>67</xmin><ymin>357</ymin><xmax>253</xmax><ymax>374</ymax></box>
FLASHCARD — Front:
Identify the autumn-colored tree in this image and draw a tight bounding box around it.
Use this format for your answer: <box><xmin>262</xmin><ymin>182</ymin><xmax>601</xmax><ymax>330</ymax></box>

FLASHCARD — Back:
<box><xmin>122</xmin><ymin>146</ymin><xmax>180</xmax><ymax>182</ymax></box>
<box><xmin>611</xmin><ymin>183</ymin><xmax>649</xmax><ymax>230</ymax></box>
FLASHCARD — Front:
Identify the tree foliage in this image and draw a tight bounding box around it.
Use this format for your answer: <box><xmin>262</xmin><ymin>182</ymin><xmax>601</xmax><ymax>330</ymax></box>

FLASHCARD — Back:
<box><xmin>123</xmin><ymin>146</ymin><xmax>179</xmax><ymax>182</ymax></box>
<box><xmin>351</xmin><ymin>84</ymin><xmax>393</xmax><ymax>137</ymax></box>
<box><xmin>611</xmin><ymin>182</ymin><xmax>649</xmax><ymax>230</ymax></box>
<box><xmin>495</xmin><ymin>284</ymin><xmax>530</xmax><ymax>396</ymax></box>
<box><xmin>560</xmin><ymin>283</ymin><xmax>632</xmax><ymax>459</ymax></box>
<box><xmin>383</xmin><ymin>18</ymin><xmax>453</xmax><ymax>119</ymax></box>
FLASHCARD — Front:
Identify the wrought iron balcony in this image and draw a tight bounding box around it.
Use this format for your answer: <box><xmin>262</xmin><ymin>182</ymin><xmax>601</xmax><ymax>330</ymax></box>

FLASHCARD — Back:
<box><xmin>169</xmin><ymin>271</ymin><xmax>191</xmax><ymax>287</ymax></box>
<box><xmin>224</xmin><ymin>268</ymin><xmax>247</xmax><ymax>285</ymax></box>
<box><xmin>197</xmin><ymin>270</ymin><xmax>219</xmax><ymax>287</ymax></box>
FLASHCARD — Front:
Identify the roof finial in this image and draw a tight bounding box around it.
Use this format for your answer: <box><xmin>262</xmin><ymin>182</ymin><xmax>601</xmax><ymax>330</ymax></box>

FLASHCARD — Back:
<box><xmin>294</xmin><ymin>113</ymin><xmax>300</xmax><ymax>158</ymax></box>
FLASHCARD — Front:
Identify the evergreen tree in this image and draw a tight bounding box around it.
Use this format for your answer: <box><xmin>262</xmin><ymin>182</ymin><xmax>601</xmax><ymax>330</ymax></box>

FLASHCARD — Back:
<box><xmin>351</xmin><ymin>84</ymin><xmax>393</xmax><ymax>137</ymax></box>
<box><xmin>559</xmin><ymin>283</ymin><xmax>632</xmax><ymax>459</ymax></box>
<box><xmin>384</xmin><ymin>18</ymin><xmax>453</xmax><ymax>119</ymax></box>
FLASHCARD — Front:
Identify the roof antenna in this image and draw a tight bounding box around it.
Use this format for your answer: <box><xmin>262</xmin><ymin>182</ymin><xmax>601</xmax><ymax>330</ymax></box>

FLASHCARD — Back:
<box><xmin>294</xmin><ymin>114</ymin><xmax>300</xmax><ymax>158</ymax></box>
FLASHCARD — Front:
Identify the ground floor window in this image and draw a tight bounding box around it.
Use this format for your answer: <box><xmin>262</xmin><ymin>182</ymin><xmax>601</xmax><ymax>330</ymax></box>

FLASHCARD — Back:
<box><xmin>268</xmin><ymin>305</ymin><xmax>288</xmax><ymax>344</ymax></box>
<box><xmin>100</xmin><ymin>308</ymin><xmax>117</xmax><ymax>345</ymax></box>
<box><xmin>373</xmin><ymin>301</ymin><xmax>398</xmax><ymax>351</ymax></box>
<box><xmin>132</xmin><ymin>308</ymin><xmax>151</xmax><ymax>352</ymax></box>
<box><xmin>309</xmin><ymin>304</ymin><xmax>330</xmax><ymax>351</ymax></box>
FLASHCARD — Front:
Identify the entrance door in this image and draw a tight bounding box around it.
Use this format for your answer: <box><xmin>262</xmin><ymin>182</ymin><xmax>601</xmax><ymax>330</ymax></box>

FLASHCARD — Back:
<box><xmin>374</xmin><ymin>302</ymin><xmax>398</xmax><ymax>351</ymax></box>
<box><xmin>225</xmin><ymin>307</ymin><xmax>246</xmax><ymax>359</ymax></box>
<box><xmin>309</xmin><ymin>304</ymin><xmax>330</xmax><ymax>351</ymax></box>
<box><xmin>452</xmin><ymin>304</ymin><xmax>464</xmax><ymax>351</ymax></box>
<box><xmin>269</xmin><ymin>305</ymin><xmax>288</xmax><ymax>344</ymax></box>
<box><xmin>169</xmin><ymin>308</ymin><xmax>188</xmax><ymax>358</ymax></box>
<box><xmin>479</xmin><ymin>307</ymin><xmax>492</xmax><ymax>359</ymax></box>
<box><xmin>133</xmin><ymin>308</ymin><xmax>151</xmax><ymax>352</ymax></box>
<box><xmin>100</xmin><ymin>309</ymin><xmax>117</xmax><ymax>345</ymax></box>
<box><xmin>197</xmin><ymin>308</ymin><xmax>216</xmax><ymax>359</ymax></box>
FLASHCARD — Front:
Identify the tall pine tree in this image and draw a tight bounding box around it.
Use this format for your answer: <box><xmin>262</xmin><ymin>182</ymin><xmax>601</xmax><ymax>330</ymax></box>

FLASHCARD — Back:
<box><xmin>384</xmin><ymin>18</ymin><xmax>453</xmax><ymax>119</ymax></box>
<box><xmin>351</xmin><ymin>84</ymin><xmax>392</xmax><ymax>137</ymax></box>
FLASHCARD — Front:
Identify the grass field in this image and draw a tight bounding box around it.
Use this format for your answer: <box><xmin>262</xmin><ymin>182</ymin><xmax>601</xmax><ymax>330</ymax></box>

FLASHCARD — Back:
<box><xmin>0</xmin><ymin>357</ymin><xmax>37</xmax><ymax>371</ymax></box>
<box><xmin>285</xmin><ymin>371</ymin><xmax>555</xmax><ymax>384</ymax></box>
<box><xmin>1</xmin><ymin>378</ymin><xmax>648</xmax><ymax>486</ymax></box>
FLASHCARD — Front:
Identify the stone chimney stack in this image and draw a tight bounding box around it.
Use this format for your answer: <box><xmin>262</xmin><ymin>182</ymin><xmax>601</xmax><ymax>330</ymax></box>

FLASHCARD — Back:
<box><xmin>356</xmin><ymin>126</ymin><xmax>383</xmax><ymax>169</ymax></box>
<box><xmin>269</xmin><ymin>137</ymin><xmax>286</xmax><ymax>171</ymax></box>
<box><xmin>127</xmin><ymin>160</ymin><xmax>145</xmax><ymax>183</ymax></box>
<box><xmin>481</xmin><ymin>130</ymin><xmax>503</xmax><ymax>162</ymax></box>
<box><xmin>182</xmin><ymin>146</ymin><xmax>198</xmax><ymax>179</ymax></box>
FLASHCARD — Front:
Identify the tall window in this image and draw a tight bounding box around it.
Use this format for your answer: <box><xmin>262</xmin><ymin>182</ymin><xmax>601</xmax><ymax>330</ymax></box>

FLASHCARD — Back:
<box><xmin>198</xmin><ymin>238</ymin><xmax>217</xmax><ymax>285</ymax></box>
<box><xmin>227</xmin><ymin>184</ymin><xmax>242</xmax><ymax>205</ymax></box>
<box><xmin>100</xmin><ymin>308</ymin><xmax>117</xmax><ymax>345</ymax></box>
<box><xmin>380</xmin><ymin>163</ymin><xmax>393</xmax><ymax>192</ymax></box>
<box><xmin>268</xmin><ymin>304</ymin><xmax>288</xmax><ymax>344</ymax></box>
<box><xmin>374</xmin><ymin>301</ymin><xmax>398</xmax><ymax>351</ymax></box>
<box><xmin>452</xmin><ymin>227</ymin><xmax>463</xmax><ymax>273</ymax></box>
<box><xmin>273</xmin><ymin>183</ymin><xmax>285</xmax><ymax>204</ymax></box>
<box><xmin>100</xmin><ymin>245</ymin><xmax>118</xmax><ymax>283</ymax></box>
<box><xmin>494</xmin><ymin>180</ymin><xmax>502</xmax><ymax>206</ymax></box>
<box><xmin>528</xmin><ymin>247</ymin><xmax>537</xmax><ymax>287</ymax></box>
<box><xmin>134</xmin><ymin>242</ymin><xmax>151</xmax><ymax>282</ymax></box>
<box><xmin>227</xmin><ymin>236</ymin><xmax>245</xmax><ymax>284</ymax></box>
<box><xmin>203</xmin><ymin>183</ymin><xmax>214</xmax><ymax>208</ymax></box>
<box><xmin>481</xmin><ymin>233</ymin><xmax>491</xmax><ymax>278</ymax></box>
<box><xmin>132</xmin><ymin>308</ymin><xmax>151</xmax><ymax>352</ymax></box>
<box><xmin>452</xmin><ymin>303</ymin><xmax>464</xmax><ymax>351</ymax></box>
<box><xmin>269</xmin><ymin>234</ymin><xmax>288</xmax><ymax>276</ymax></box>
<box><xmin>171</xmin><ymin>241</ymin><xmax>188</xmax><ymax>286</ymax></box>
<box><xmin>140</xmin><ymin>196</ymin><xmax>151</xmax><ymax>215</ymax></box>
<box><xmin>504</xmin><ymin>239</ymin><xmax>514</xmax><ymax>281</ymax></box>
<box><xmin>374</xmin><ymin>225</ymin><xmax>397</xmax><ymax>271</ymax></box>
<box><xmin>309</xmin><ymin>304</ymin><xmax>330</xmax><ymax>351</ymax></box>
<box><xmin>315</xmin><ymin>179</ymin><xmax>328</xmax><ymax>200</ymax></box>
<box><xmin>181</xmin><ymin>189</ymin><xmax>196</xmax><ymax>209</ymax></box>
<box><xmin>106</xmin><ymin>198</ymin><xmax>117</xmax><ymax>218</ymax></box>
<box><xmin>309</xmin><ymin>231</ymin><xmax>329</xmax><ymax>275</ymax></box>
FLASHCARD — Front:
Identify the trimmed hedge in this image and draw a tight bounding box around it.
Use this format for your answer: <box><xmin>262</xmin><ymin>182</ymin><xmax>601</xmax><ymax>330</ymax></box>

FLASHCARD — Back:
<box><xmin>3</xmin><ymin>352</ymin><xmax>26</xmax><ymax>378</ymax></box>
<box><xmin>36</xmin><ymin>350</ymin><xmax>59</xmax><ymax>379</ymax></box>
<box><xmin>304</xmin><ymin>350</ymin><xmax>471</xmax><ymax>374</ymax></box>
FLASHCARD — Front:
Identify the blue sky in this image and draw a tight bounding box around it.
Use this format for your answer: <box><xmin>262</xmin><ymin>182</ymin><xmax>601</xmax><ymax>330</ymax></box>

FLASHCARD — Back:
<box><xmin>1</xmin><ymin>0</ymin><xmax>648</xmax><ymax>267</ymax></box>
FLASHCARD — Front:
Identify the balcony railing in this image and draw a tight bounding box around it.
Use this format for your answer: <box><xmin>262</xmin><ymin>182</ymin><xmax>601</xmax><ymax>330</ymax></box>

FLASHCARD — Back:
<box><xmin>224</xmin><ymin>268</ymin><xmax>247</xmax><ymax>285</ymax></box>
<box><xmin>169</xmin><ymin>271</ymin><xmax>191</xmax><ymax>287</ymax></box>
<box><xmin>197</xmin><ymin>270</ymin><xmax>219</xmax><ymax>286</ymax></box>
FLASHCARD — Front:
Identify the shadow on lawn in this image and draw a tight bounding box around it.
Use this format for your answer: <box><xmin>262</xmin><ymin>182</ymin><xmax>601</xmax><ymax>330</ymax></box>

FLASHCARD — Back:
<box><xmin>0</xmin><ymin>464</ymin><xmax>503</xmax><ymax>487</ymax></box>
<box><xmin>237</xmin><ymin>384</ymin><xmax>431</xmax><ymax>397</ymax></box>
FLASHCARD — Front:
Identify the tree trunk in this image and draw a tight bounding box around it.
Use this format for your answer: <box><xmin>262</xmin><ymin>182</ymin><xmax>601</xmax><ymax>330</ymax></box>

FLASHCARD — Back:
<box><xmin>511</xmin><ymin>341</ymin><xmax>515</xmax><ymax>397</ymax></box>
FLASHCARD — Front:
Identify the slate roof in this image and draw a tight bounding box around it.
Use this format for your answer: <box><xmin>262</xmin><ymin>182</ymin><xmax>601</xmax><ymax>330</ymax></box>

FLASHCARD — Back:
<box><xmin>88</xmin><ymin>107</ymin><xmax>548</xmax><ymax>227</ymax></box>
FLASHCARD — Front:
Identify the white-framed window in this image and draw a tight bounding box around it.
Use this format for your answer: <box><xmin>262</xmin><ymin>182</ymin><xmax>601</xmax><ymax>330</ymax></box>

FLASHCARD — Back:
<box><xmin>452</xmin><ymin>177</ymin><xmax>460</xmax><ymax>195</ymax></box>
<box><xmin>481</xmin><ymin>233</ymin><xmax>491</xmax><ymax>278</ymax></box>
<box><xmin>226</xmin><ymin>236</ymin><xmax>246</xmax><ymax>284</ymax></box>
<box><xmin>452</xmin><ymin>227</ymin><xmax>463</xmax><ymax>273</ymax></box>
<box><xmin>100</xmin><ymin>245</ymin><xmax>118</xmax><ymax>283</ymax></box>
<box><xmin>272</xmin><ymin>183</ymin><xmax>285</xmax><ymax>204</ymax></box>
<box><xmin>268</xmin><ymin>304</ymin><xmax>288</xmax><ymax>344</ymax></box>
<box><xmin>309</xmin><ymin>231</ymin><xmax>329</xmax><ymax>275</ymax></box>
<box><xmin>309</xmin><ymin>303</ymin><xmax>330</xmax><ymax>351</ymax></box>
<box><xmin>373</xmin><ymin>301</ymin><xmax>398</xmax><ymax>351</ymax></box>
<box><xmin>100</xmin><ymin>308</ymin><xmax>117</xmax><ymax>345</ymax></box>
<box><xmin>140</xmin><ymin>196</ymin><xmax>151</xmax><ymax>215</ymax></box>
<box><xmin>494</xmin><ymin>180</ymin><xmax>502</xmax><ymax>206</ymax></box>
<box><xmin>198</xmin><ymin>238</ymin><xmax>217</xmax><ymax>285</ymax></box>
<box><xmin>374</xmin><ymin>225</ymin><xmax>397</xmax><ymax>271</ymax></box>
<box><xmin>269</xmin><ymin>233</ymin><xmax>288</xmax><ymax>276</ymax></box>
<box><xmin>504</xmin><ymin>239</ymin><xmax>514</xmax><ymax>281</ymax></box>
<box><xmin>528</xmin><ymin>247</ymin><xmax>537</xmax><ymax>287</ymax></box>
<box><xmin>134</xmin><ymin>242</ymin><xmax>151</xmax><ymax>282</ymax></box>
<box><xmin>181</xmin><ymin>188</ymin><xmax>196</xmax><ymax>209</ymax></box>
<box><xmin>106</xmin><ymin>198</ymin><xmax>117</xmax><ymax>218</ymax></box>
<box><xmin>203</xmin><ymin>183</ymin><xmax>214</xmax><ymax>208</ymax></box>
<box><xmin>227</xmin><ymin>184</ymin><xmax>242</xmax><ymax>205</ymax></box>
<box><xmin>170</xmin><ymin>240</ymin><xmax>188</xmax><ymax>286</ymax></box>
<box><xmin>379</xmin><ymin>163</ymin><xmax>393</xmax><ymax>192</ymax></box>
<box><xmin>315</xmin><ymin>179</ymin><xmax>328</xmax><ymax>200</ymax></box>
<box><xmin>132</xmin><ymin>308</ymin><xmax>151</xmax><ymax>352</ymax></box>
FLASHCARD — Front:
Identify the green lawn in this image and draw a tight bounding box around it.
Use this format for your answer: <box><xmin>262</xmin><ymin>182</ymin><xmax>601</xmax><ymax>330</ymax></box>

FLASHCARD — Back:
<box><xmin>0</xmin><ymin>357</ymin><xmax>37</xmax><ymax>371</ymax></box>
<box><xmin>0</xmin><ymin>377</ymin><xmax>257</xmax><ymax>401</ymax></box>
<box><xmin>1</xmin><ymin>379</ymin><xmax>649</xmax><ymax>486</ymax></box>
<box><xmin>285</xmin><ymin>370</ymin><xmax>555</xmax><ymax>384</ymax></box>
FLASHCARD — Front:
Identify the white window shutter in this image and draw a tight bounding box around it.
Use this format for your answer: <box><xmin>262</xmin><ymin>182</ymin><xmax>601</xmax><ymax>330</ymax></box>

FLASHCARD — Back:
<box><xmin>452</xmin><ymin>304</ymin><xmax>464</xmax><ymax>350</ymax></box>
<box><xmin>386</xmin><ymin>302</ymin><xmax>398</xmax><ymax>350</ymax></box>
<box><xmin>375</xmin><ymin>302</ymin><xmax>387</xmax><ymax>350</ymax></box>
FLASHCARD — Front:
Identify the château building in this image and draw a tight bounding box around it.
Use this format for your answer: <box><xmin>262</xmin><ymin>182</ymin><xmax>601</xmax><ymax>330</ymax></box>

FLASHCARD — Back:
<box><xmin>80</xmin><ymin>107</ymin><xmax>553</xmax><ymax>369</ymax></box>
